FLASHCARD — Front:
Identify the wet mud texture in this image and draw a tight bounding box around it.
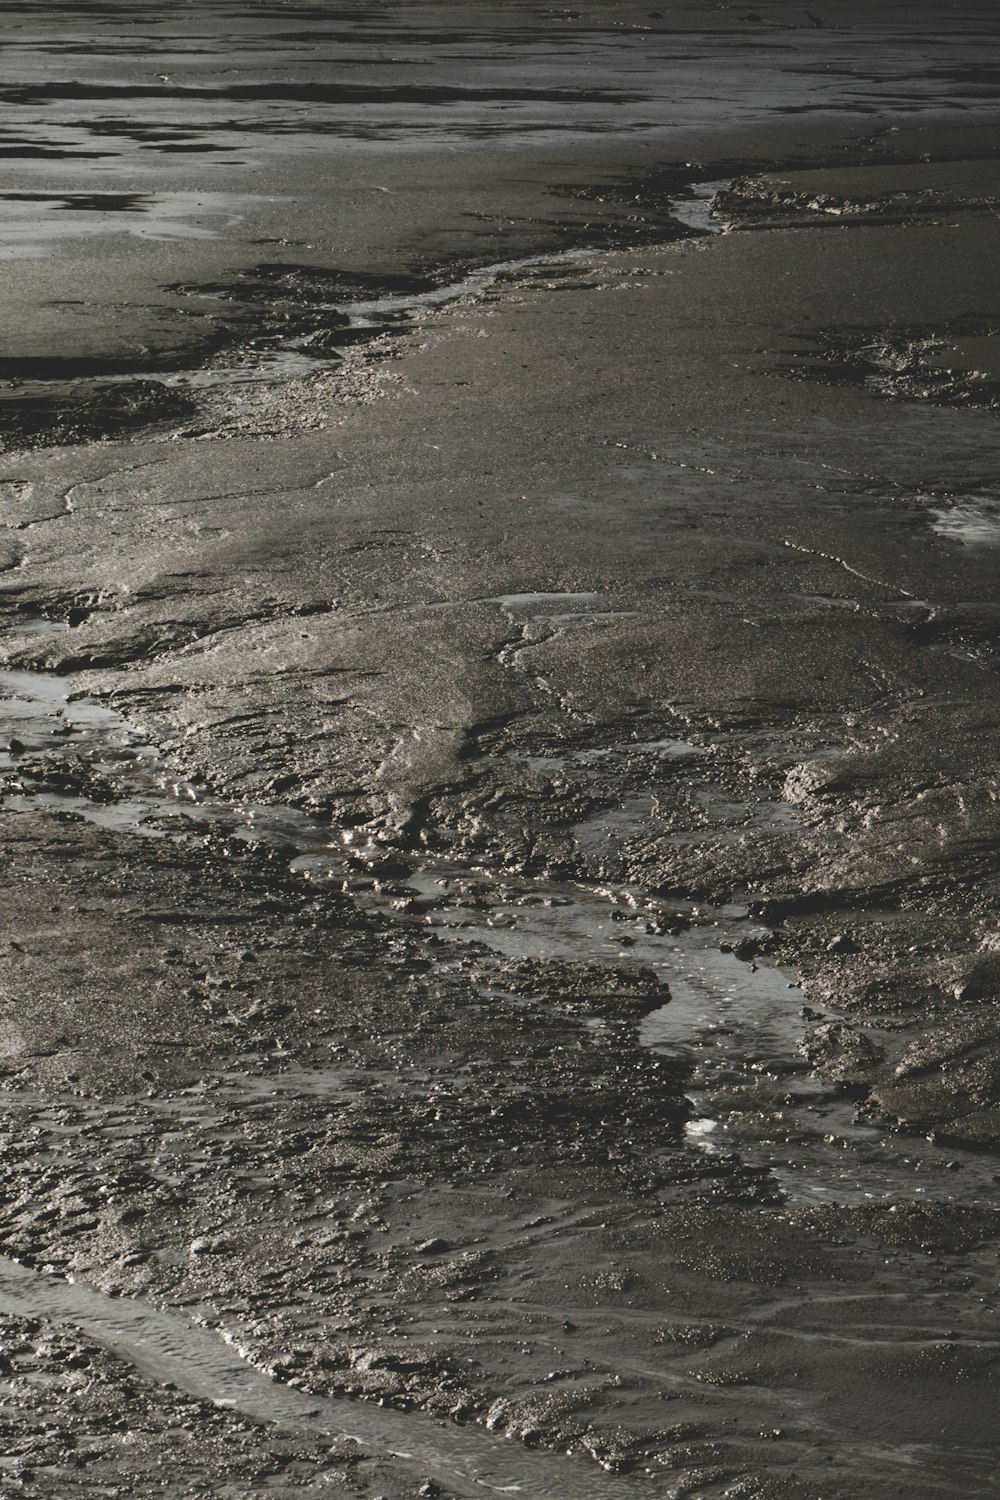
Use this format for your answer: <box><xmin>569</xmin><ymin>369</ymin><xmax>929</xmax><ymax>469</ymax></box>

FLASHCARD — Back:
<box><xmin>3</xmin><ymin>4</ymin><xmax>1000</xmax><ymax>1500</ymax></box>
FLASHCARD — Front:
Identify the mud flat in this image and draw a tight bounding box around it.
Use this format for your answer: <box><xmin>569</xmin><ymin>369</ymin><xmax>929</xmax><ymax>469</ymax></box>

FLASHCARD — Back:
<box><xmin>2</xmin><ymin>3</ymin><xmax>1000</xmax><ymax>1498</ymax></box>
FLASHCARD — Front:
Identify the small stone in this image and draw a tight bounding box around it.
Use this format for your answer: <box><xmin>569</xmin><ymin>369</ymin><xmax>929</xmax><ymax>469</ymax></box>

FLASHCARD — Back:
<box><xmin>415</xmin><ymin>1237</ymin><xmax>449</xmax><ymax>1255</ymax></box>
<box><xmin>826</xmin><ymin>933</ymin><xmax>857</xmax><ymax>954</ymax></box>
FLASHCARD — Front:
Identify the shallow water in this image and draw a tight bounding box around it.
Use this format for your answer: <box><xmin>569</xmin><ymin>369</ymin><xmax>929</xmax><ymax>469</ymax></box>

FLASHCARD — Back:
<box><xmin>667</xmin><ymin>179</ymin><xmax>731</xmax><ymax>234</ymax></box>
<box><xmin>3</xmin><ymin>4</ymin><xmax>998</xmax><ymax>270</ymax></box>
<box><xmin>0</xmin><ymin>1254</ymin><xmax>641</xmax><ymax>1499</ymax></box>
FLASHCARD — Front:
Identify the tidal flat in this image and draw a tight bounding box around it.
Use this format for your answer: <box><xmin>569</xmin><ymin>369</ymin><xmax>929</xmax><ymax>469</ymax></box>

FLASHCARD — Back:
<box><xmin>1</xmin><ymin>3</ymin><xmax>999</xmax><ymax>1497</ymax></box>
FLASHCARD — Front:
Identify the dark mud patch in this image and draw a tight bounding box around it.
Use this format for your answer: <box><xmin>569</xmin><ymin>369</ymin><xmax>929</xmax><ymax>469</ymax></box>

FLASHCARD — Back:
<box><xmin>162</xmin><ymin>260</ymin><xmax>437</xmax><ymax>360</ymax></box>
<box><xmin>0</xmin><ymin>190</ymin><xmax>154</xmax><ymax>213</ymax></box>
<box><xmin>0</xmin><ymin>135</ymin><xmax>121</xmax><ymax>159</ymax></box>
<box><xmin>170</xmin><ymin>262</ymin><xmax>440</xmax><ymax>307</ymax></box>
<box><xmin>781</xmin><ymin>320</ymin><xmax>1000</xmax><ymax>410</ymax></box>
<box><xmin>0</xmin><ymin>379</ymin><xmax>200</xmax><ymax>450</ymax></box>
<box><xmin>0</xmin><ymin>262</ymin><xmax>434</xmax><ymax>452</ymax></box>
<box><xmin>0</xmin><ymin>81</ymin><xmax>647</xmax><ymax>108</ymax></box>
<box><xmin>84</xmin><ymin>121</ymin><xmax>236</xmax><ymax>153</ymax></box>
<box><xmin>715</xmin><ymin>171</ymin><xmax>1000</xmax><ymax>230</ymax></box>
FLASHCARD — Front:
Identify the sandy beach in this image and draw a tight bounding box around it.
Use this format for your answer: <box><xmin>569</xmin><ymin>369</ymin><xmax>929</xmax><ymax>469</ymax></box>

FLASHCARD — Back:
<box><xmin>1</xmin><ymin>4</ymin><xmax>999</xmax><ymax>1497</ymax></box>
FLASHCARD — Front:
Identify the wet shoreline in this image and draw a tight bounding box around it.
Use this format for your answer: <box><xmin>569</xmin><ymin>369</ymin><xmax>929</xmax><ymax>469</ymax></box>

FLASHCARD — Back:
<box><xmin>3</xmin><ymin>4</ymin><xmax>1000</xmax><ymax>1498</ymax></box>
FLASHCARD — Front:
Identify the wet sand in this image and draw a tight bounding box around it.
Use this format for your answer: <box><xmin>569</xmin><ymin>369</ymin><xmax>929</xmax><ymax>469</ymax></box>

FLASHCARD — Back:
<box><xmin>1</xmin><ymin>4</ymin><xmax>1000</xmax><ymax>1498</ymax></box>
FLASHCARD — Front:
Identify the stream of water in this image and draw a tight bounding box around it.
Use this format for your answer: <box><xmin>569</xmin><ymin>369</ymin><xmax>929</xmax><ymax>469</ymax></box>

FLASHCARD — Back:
<box><xmin>0</xmin><ymin>1254</ymin><xmax>647</xmax><ymax>1499</ymax></box>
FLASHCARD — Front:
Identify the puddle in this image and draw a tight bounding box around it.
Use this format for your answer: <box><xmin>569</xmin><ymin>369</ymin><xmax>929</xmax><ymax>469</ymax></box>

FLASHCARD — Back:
<box><xmin>928</xmin><ymin>497</ymin><xmax>1000</xmax><ymax>548</ymax></box>
<box><xmin>0</xmin><ymin>190</ymin><xmax>266</xmax><ymax>258</ymax></box>
<box><xmin>570</xmin><ymin>738</ymin><xmax>705</xmax><ymax>764</ymax></box>
<box><xmin>0</xmin><ymin>1255</ymin><xmax>637</xmax><ymax>1500</ymax></box>
<box><xmin>422</xmin><ymin>591</ymin><xmax>637</xmax><ymax>636</ymax></box>
<box><xmin>0</xmin><ymin>80</ymin><xmax>647</xmax><ymax>110</ymax></box>
<box><xmin>665</xmin><ymin>179</ymin><xmax>731</xmax><ymax>234</ymax></box>
<box><xmin>480</xmin><ymin>589</ymin><xmax>605</xmax><ymax>614</ymax></box>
